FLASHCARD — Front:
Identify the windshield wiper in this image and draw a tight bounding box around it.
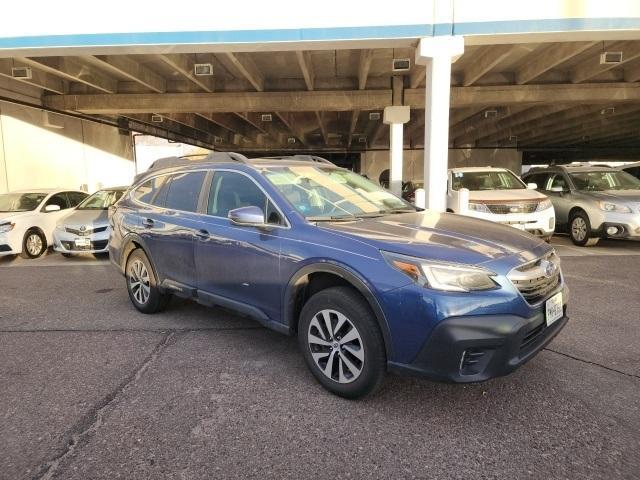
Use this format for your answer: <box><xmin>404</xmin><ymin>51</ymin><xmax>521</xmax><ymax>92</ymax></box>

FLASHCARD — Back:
<box><xmin>307</xmin><ymin>215</ymin><xmax>358</xmax><ymax>222</ymax></box>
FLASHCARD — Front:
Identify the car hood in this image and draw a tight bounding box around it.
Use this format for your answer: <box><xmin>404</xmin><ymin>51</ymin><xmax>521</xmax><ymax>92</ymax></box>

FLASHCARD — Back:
<box><xmin>61</xmin><ymin>209</ymin><xmax>109</xmax><ymax>228</ymax></box>
<box><xmin>467</xmin><ymin>189</ymin><xmax>546</xmax><ymax>202</ymax></box>
<box><xmin>319</xmin><ymin>211</ymin><xmax>548</xmax><ymax>271</ymax></box>
<box><xmin>0</xmin><ymin>211</ymin><xmax>31</xmax><ymax>223</ymax></box>
<box><xmin>583</xmin><ymin>189</ymin><xmax>640</xmax><ymax>203</ymax></box>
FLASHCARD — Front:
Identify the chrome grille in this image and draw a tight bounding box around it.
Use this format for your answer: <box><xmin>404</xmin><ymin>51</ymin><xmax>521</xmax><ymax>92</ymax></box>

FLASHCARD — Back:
<box><xmin>485</xmin><ymin>202</ymin><xmax>539</xmax><ymax>214</ymax></box>
<box><xmin>508</xmin><ymin>251</ymin><xmax>561</xmax><ymax>304</ymax></box>
<box><xmin>65</xmin><ymin>226</ymin><xmax>107</xmax><ymax>235</ymax></box>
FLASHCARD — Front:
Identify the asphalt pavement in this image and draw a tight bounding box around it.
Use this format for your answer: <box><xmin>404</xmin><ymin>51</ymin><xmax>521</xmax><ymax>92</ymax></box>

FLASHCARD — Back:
<box><xmin>0</xmin><ymin>241</ymin><xmax>639</xmax><ymax>479</ymax></box>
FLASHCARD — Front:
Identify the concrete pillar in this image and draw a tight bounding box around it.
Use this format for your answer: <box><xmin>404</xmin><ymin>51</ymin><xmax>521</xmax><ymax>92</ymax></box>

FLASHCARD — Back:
<box><xmin>383</xmin><ymin>105</ymin><xmax>410</xmax><ymax>196</ymax></box>
<box><xmin>415</xmin><ymin>36</ymin><xmax>464</xmax><ymax>211</ymax></box>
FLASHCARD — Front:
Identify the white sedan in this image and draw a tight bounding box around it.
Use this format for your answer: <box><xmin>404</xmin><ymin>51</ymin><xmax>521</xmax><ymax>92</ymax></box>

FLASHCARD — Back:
<box><xmin>0</xmin><ymin>189</ymin><xmax>88</xmax><ymax>259</ymax></box>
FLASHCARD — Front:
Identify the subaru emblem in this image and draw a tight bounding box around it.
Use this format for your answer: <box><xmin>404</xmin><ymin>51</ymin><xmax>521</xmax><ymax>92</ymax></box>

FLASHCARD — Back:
<box><xmin>80</xmin><ymin>226</ymin><xmax>86</xmax><ymax>232</ymax></box>
<box><xmin>542</xmin><ymin>260</ymin><xmax>555</xmax><ymax>277</ymax></box>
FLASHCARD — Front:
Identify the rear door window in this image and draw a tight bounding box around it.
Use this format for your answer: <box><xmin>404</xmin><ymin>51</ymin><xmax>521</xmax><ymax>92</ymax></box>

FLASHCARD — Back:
<box><xmin>164</xmin><ymin>171</ymin><xmax>207</xmax><ymax>213</ymax></box>
<box><xmin>133</xmin><ymin>175</ymin><xmax>171</xmax><ymax>207</ymax></box>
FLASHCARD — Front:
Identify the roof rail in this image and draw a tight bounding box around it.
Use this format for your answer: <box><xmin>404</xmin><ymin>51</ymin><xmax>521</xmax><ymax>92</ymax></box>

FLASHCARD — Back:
<box><xmin>261</xmin><ymin>154</ymin><xmax>334</xmax><ymax>165</ymax></box>
<box><xmin>145</xmin><ymin>151</ymin><xmax>249</xmax><ymax>172</ymax></box>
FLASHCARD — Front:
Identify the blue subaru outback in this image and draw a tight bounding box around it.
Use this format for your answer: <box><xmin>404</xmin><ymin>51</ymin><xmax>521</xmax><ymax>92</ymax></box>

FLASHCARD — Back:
<box><xmin>109</xmin><ymin>153</ymin><xmax>568</xmax><ymax>398</ymax></box>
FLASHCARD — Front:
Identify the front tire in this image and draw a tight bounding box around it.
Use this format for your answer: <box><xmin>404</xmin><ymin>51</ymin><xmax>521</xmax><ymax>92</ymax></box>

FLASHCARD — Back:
<box><xmin>298</xmin><ymin>286</ymin><xmax>386</xmax><ymax>399</ymax></box>
<box><xmin>20</xmin><ymin>230</ymin><xmax>46</xmax><ymax>259</ymax></box>
<box><xmin>569</xmin><ymin>211</ymin><xmax>599</xmax><ymax>247</ymax></box>
<box><xmin>125</xmin><ymin>249</ymin><xmax>170</xmax><ymax>313</ymax></box>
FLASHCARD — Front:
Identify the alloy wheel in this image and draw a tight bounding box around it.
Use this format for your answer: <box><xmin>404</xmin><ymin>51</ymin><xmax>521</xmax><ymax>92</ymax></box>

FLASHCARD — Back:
<box><xmin>307</xmin><ymin>309</ymin><xmax>364</xmax><ymax>384</ymax></box>
<box><xmin>571</xmin><ymin>217</ymin><xmax>587</xmax><ymax>242</ymax></box>
<box><xmin>26</xmin><ymin>234</ymin><xmax>43</xmax><ymax>256</ymax></box>
<box><xmin>128</xmin><ymin>259</ymin><xmax>151</xmax><ymax>305</ymax></box>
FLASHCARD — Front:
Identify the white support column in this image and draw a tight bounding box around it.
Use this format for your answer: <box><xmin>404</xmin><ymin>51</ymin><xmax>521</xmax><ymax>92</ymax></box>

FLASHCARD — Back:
<box><xmin>415</xmin><ymin>36</ymin><xmax>464</xmax><ymax>211</ymax></box>
<box><xmin>383</xmin><ymin>105</ymin><xmax>410</xmax><ymax>196</ymax></box>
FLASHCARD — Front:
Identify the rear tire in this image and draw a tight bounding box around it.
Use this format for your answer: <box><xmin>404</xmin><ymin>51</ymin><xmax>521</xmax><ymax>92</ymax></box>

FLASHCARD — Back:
<box><xmin>125</xmin><ymin>249</ymin><xmax>171</xmax><ymax>313</ymax></box>
<box><xmin>20</xmin><ymin>230</ymin><xmax>46</xmax><ymax>259</ymax></box>
<box><xmin>298</xmin><ymin>286</ymin><xmax>386</xmax><ymax>399</ymax></box>
<box><xmin>569</xmin><ymin>211</ymin><xmax>599</xmax><ymax>247</ymax></box>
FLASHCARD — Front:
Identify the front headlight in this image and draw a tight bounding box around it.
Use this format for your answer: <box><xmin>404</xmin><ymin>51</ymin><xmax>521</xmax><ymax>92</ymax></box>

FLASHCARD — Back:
<box><xmin>0</xmin><ymin>222</ymin><xmax>15</xmax><ymax>233</ymax></box>
<box><xmin>382</xmin><ymin>251</ymin><xmax>498</xmax><ymax>292</ymax></box>
<box><xmin>536</xmin><ymin>199</ymin><xmax>553</xmax><ymax>212</ymax></box>
<box><xmin>467</xmin><ymin>202</ymin><xmax>491</xmax><ymax>213</ymax></box>
<box><xmin>598</xmin><ymin>201</ymin><xmax>631</xmax><ymax>213</ymax></box>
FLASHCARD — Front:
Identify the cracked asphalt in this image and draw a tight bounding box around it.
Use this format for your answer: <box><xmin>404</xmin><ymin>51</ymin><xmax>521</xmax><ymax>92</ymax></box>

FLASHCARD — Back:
<box><xmin>1</xmin><ymin>242</ymin><xmax>639</xmax><ymax>479</ymax></box>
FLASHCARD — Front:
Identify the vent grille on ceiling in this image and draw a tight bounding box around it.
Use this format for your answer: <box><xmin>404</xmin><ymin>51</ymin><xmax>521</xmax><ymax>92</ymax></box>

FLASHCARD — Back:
<box><xmin>151</xmin><ymin>115</ymin><xmax>163</xmax><ymax>123</ymax></box>
<box><xmin>392</xmin><ymin>58</ymin><xmax>411</xmax><ymax>72</ymax></box>
<box><xmin>11</xmin><ymin>66</ymin><xmax>32</xmax><ymax>79</ymax></box>
<box><xmin>600</xmin><ymin>51</ymin><xmax>623</xmax><ymax>64</ymax></box>
<box><xmin>261</xmin><ymin>114</ymin><xmax>272</xmax><ymax>122</ymax></box>
<box><xmin>484</xmin><ymin>110</ymin><xmax>498</xmax><ymax>119</ymax></box>
<box><xmin>287</xmin><ymin>137</ymin><xmax>296</xmax><ymax>144</ymax></box>
<box><xmin>194</xmin><ymin>63</ymin><xmax>214</xmax><ymax>76</ymax></box>
<box><xmin>369</xmin><ymin>112</ymin><xmax>381</xmax><ymax>121</ymax></box>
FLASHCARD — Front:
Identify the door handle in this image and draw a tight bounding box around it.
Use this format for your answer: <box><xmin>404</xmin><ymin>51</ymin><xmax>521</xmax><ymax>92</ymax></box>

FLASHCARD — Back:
<box><xmin>142</xmin><ymin>218</ymin><xmax>155</xmax><ymax>228</ymax></box>
<box><xmin>195</xmin><ymin>229</ymin><xmax>210</xmax><ymax>240</ymax></box>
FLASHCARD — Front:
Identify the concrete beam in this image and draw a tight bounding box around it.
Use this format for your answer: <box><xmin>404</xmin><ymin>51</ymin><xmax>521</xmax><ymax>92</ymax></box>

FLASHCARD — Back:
<box><xmin>462</xmin><ymin>44</ymin><xmax>514</xmax><ymax>86</ymax></box>
<box><xmin>83</xmin><ymin>55</ymin><xmax>166</xmax><ymax>93</ymax></box>
<box><xmin>44</xmin><ymin>90</ymin><xmax>393</xmax><ymax>114</ymax></box>
<box><xmin>449</xmin><ymin>105</ymin><xmax>529</xmax><ymax>141</ymax></box>
<box><xmin>0</xmin><ymin>58</ymin><xmax>65</xmax><ymax>94</ymax></box>
<box><xmin>571</xmin><ymin>41</ymin><xmax>640</xmax><ymax>83</ymax></box>
<box><xmin>18</xmin><ymin>57</ymin><xmax>117</xmax><ymax>93</ymax></box>
<box><xmin>224</xmin><ymin>53</ymin><xmax>264</xmax><ymax>92</ymax></box>
<box><xmin>624</xmin><ymin>62</ymin><xmax>640</xmax><ymax>83</ymax></box>
<box><xmin>347</xmin><ymin>110</ymin><xmax>359</xmax><ymax>147</ymax></box>
<box><xmin>409</xmin><ymin>67</ymin><xmax>426</xmax><ymax>89</ymax></box>
<box><xmin>358</xmin><ymin>50</ymin><xmax>373</xmax><ymax>90</ymax></box>
<box><xmin>314</xmin><ymin>111</ymin><xmax>328</xmax><ymax>145</ymax></box>
<box><xmin>515</xmin><ymin>42</ymin><xmax>597</xmax><ymax>84</ymax></box>
<box><xmin>295</xmin><ymin>51</ymin><xmax>314</xmax><ymax>91</ymax></box>
<box><xmin>403</xmin><ymin>83</ymin><xmax>640</xmax><ymax>108</ymax></box>
<box><xmin>158</xmin><ymin>54</ymin><xmax>214</xmax><ymax>92</ymax></box>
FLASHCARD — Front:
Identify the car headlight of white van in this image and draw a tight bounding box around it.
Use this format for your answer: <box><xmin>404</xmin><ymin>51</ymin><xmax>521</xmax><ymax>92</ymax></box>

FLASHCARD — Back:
<box><xmin>535</xmin><ymin>199</ymin><xmax>553</xmax><ymax>211</ymax></box>
<box><xmin>382</xmin><ymin>251</ymin><xmax>498</xmax><ymax>292</ymax></box>
<box><xmin>0</xmin><ymin>222</ymin><xmax>15</xmax><ymax>233</ymax></box>
<box><xmin>598</xmin><ymin>201</ymin><xmax>631</xmax><ymax>213</ymax></box>
<box><xmin>467</xmin><ymin>202</ymin><xmax>491</xmax><ymax>213</ymax></box>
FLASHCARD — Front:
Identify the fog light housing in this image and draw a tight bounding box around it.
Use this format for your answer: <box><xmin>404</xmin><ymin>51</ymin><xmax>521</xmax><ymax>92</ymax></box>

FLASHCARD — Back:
<box><xmin>606</xmin><ymin>226</ymin><xmax>619</xmax><ymax>236</ymax></box>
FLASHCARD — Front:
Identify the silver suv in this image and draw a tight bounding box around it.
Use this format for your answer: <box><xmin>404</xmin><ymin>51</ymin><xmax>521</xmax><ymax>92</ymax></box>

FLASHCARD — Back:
<box><xmin>522</xmin><ymin>165</ymin><xmax>640</xmax><ymax>246</ymax></box>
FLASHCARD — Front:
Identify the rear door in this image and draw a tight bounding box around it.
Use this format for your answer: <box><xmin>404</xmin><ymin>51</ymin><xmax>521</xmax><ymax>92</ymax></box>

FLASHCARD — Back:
<box><xmin>157</xmin><ymin>170</ymin><xmax>208</xmax><ymax>289</ymax></box>
<box><xmin>545</xmin><ymin>172</ymin><xmax>573</xmax><ymax>224</ymax></box>
<box><xmin>195</xmin><ymin>170</ymin><xmax>284</xmax><ymax>322</ymax></box>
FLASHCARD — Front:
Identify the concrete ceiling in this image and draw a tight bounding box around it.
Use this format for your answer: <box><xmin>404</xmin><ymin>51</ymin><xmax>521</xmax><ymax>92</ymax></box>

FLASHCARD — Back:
<box><xmin>2</xmin><ymin>40</ymin><xmax>640</xmax><ymax>153</ymax></box>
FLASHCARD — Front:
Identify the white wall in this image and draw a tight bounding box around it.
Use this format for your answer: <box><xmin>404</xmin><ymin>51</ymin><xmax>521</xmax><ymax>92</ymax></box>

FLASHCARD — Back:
<box><xmin>361</xmin><ymin>148</ymin><xmax>522</xmax><ymax>183</ymax></box>
<box><xmin>133</xmin><ymin>135</ymin><xmax>211</xmax><ymax>174</ymax></box>
<box><xmin>0</xmin><ymin>102</ymin><xmax>135</xmax><ymax>194</ymax></box>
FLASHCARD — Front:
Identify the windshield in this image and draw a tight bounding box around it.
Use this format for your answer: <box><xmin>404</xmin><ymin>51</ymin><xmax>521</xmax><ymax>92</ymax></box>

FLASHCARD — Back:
<box><xmin>77</xmin><ymin>189</ymin><xmax>125</xmax><ymax>210</ymax></box>
<box><xmin>569</xmin><ymin>170</ymin><xmax>640</xmax><ymax>191</ymax></box>
<box><xmin>452</xmin><ymin>170</ymin><xmax>525</xmax><ymax>191</ymax></box>
<box><xmin>0</xmin><ymin>193</ymin><xmax>48</xmax><ymax>212</ymax></box>
<box><xmin>262</xmin><ymin>166</ymin><xmax>415</xmax><ymax>219</ymax></box>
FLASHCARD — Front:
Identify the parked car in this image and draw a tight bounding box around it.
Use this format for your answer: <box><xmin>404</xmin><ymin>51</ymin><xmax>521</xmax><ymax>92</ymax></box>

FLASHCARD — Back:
<box><xmin>522</xmin><ymin>164</ymin><xmax>640</xmax><ymax>246</ymax></box>
<box><xmin>0</xmin><ymin>189</ymin><xmax>88</xmax><ymax>258</ymax></box>
<box><xmin>446</xmin><ymin>167</ymin><xmax>555</xmax><ymax>241</ymax></box>
<box><xmin>53</xmin><ymin>187</ymin><xmax>127</xmax><ymax>257</ymax></box>
<box><xmin>617</xmin><ymin>161</ymin><xmax>640</xmax><ymax>181</ymax></box>
<box><xmin>109</xmin><ymin>153</ymin><xmax>568</xmax><ymax>398</ymax></box>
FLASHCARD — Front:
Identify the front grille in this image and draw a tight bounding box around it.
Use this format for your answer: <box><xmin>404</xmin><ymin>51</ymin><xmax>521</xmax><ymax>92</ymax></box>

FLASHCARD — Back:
<box><xmin>520</xmin><ymin>322</ymin><xmax>545</xmax><ymax>351</ymax></box>
<box><xmin>508</xmin><ymin>251</ymin><xmax>561</xmax><ymax>304</ymax></box>
<box><xmin>65</xmin><ymin>226</ymin><xmax>107</xmax><ymax>235</ymax></box>
<box><xmin>485</xmin><ymin>202</ymin><xmax>539</xmax><ymax>214</ymax></box>
<box><xmin>61</xmin><ymin>240</ymin><xmax>108</xmax><ymax>251</ymax></box>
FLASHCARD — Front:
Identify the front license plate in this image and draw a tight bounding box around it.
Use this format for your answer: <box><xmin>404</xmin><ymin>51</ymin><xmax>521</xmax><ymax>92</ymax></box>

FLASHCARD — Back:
<box><xmin>511</xmin><ymin>223</ymin><xmax>526</xmax><ymax>230</ymax></box>
<box><xmin>74</xmin><ymin>237</ymin><xmax>91</xmax><ymax>248</ymax></box>
<box><xmin>545</xmin><ymin>291</ymin><xmax>563</xmax><ymax>326</ymax></box>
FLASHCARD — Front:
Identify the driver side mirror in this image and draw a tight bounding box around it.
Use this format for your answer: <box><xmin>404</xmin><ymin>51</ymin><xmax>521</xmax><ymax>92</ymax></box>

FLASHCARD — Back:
<box><xmin>44</xmin><ymin>204</ymin><xmax>61</xmax><ymax>212</ymax></box>
<box><xmin>228</xmin><ymin>206</ymin><xmax>269</xmax><ymax>229</ymax></box>
<box><xmin>526</xmin><ymin>183</ymin><xmax>538</xmax><ymax>190</ymax></box>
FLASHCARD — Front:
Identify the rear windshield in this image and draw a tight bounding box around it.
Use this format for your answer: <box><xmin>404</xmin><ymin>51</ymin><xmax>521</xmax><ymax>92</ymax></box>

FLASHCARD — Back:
<box><xmin>451</xmin><ymin>170</ymin><xmax>525</xmax><ymax>191</ymax></box>
<box><xmin>569</xmin><ymin>170</ymin><xmax>640</xmax><ymax>191</ymax></box>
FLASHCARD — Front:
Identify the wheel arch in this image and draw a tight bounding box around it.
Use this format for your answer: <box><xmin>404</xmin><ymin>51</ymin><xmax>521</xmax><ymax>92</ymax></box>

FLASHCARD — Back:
<box><xmin>283</xmin><ymin>262</ymin><xmax>393</xmax><ymax>358</ymax></box>
<box><xmin>23</xmin><ymin>226</ymin><xmax>47</xmax><ymax>248</ymax></box>
<box><xmin>120</xmin><ymin>234</ymin><xmax>161</xmax><ymax>282</ymax></box>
